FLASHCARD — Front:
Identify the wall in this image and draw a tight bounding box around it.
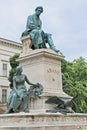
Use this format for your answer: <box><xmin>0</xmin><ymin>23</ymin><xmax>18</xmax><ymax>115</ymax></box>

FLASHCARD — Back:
<box><xmin>0</xmin><ymin>37</ymin><xmax>22</xmax><ymax>111</ymax></box>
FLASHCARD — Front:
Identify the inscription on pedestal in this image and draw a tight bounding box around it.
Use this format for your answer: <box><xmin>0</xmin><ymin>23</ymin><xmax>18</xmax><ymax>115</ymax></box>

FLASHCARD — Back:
<box><xmin>47</xmin><ymin>68</ymin><xmax>59</xmax><ymax>75</ymax></box>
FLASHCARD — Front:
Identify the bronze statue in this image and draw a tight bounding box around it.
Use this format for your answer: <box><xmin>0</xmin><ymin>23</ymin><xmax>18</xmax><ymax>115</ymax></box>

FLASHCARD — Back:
<box><xmin>22</xmin><ymin>6</ymin><xmax>59</xmax><ymax>52</ymax></box>
<box><xmin>5</xmin><ymin>66</ymin><xmax>43</xmax><ymax>113</ymax></box>
<box><xmin>45</xmin><ymin>96</ymin><xmax>77</xmax><ymax>114</ymax></box>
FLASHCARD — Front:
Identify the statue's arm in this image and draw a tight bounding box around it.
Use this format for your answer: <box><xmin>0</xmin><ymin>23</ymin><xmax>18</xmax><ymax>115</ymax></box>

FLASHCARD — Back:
<box><xmin>26</xmin><ymin>16</ymin><xmax>40</xmax><ymax>30</ymax></box>
<box><xmin>25</xmin><ymin>75</ymin><xmax>36</xmax><ymax>86</ymax></box>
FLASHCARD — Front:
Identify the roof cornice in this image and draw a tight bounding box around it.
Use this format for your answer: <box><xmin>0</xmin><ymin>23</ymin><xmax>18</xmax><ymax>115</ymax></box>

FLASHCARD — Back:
<box><xmin>0</xmin><ymin>37</ymin><xmax>22</xmax><ymax>48</ymax></box>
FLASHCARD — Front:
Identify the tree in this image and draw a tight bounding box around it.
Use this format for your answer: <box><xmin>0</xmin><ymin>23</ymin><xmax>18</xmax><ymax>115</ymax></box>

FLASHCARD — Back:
<box><xmin>62</xmin><ymin>57</ymin><xmax>87</xmax><ymax>113</ymax></box>
<box><xmin>8</xmin><ymin>53</ymin><xmax>20</xmax><ymax>89</ymax></box>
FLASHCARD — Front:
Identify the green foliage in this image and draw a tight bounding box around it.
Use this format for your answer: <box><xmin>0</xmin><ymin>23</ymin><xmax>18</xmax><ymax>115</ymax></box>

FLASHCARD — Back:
<box><xmin>8</xmin><ymin>53</ymin><xmax>20</xmax><ymax>89</ymax></box>
<box><xmin>62</xmin><ymin>57</ymin><xmax>87</xmax><ymax>113</ymax></box>
<box><xmin>10</xmin><ymin>53</ymin><xmax>20</xmax><ymax>68</ymax></box>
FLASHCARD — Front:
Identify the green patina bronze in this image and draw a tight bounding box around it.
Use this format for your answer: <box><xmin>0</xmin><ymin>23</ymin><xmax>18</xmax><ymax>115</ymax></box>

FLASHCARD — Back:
<box><xmin>45</xmin><ymin>96</ymin><xmax>77</xmax><ymax>114</ymax></box>
<box><xmin>5</xmin><ymin>66</ymin><xmax>43</xmax><ymax>113</ymax></box>
<box><xmin>22</xmin><ymin>6</ymin><xmax>59</xmax><ymax>52</ymax></box>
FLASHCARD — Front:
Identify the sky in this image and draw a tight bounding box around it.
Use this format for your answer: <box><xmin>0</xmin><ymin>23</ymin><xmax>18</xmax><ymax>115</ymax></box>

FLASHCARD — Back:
<box><xmin>0</xmin><ymin>0</ymin><xmax>87</xmax><ymax>61</ymax></box>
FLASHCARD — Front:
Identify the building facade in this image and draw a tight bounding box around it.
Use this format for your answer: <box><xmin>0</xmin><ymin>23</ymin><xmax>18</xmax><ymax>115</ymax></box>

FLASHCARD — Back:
<box><xmin>0</xmin><ymin>37</ymin><xmax>22</xmax><ymax>112</ymax></box>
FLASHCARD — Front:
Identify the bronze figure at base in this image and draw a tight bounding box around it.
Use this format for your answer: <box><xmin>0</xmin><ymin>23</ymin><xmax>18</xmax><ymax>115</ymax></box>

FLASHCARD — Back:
<box><xmin>5</xmin><ymin>66</ymin><xmax>43</xmax><ymax>114</ymax></box>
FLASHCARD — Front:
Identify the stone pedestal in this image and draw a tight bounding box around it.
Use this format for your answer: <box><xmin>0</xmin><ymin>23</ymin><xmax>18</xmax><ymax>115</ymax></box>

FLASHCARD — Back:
<box><xmin>18</xmin><ymin>36</ymin><xmax>72</xmax><ymax>113</ymax></box>
<box><xmin>0</xmin><ymin>113</ymin><xmax>87</xmax><ymax>130</ymax></box>
<box><xmin>21</xmin><ymin>35</ymin><xmax>32</xmax><ymax>54</ymax></box>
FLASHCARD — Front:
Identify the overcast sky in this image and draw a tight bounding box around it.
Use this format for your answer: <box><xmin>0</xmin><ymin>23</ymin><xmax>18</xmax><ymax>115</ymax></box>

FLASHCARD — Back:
<box><xmin>0</xmin><ymin>0</ymin><xmax>87</xmax><ymax>61</ymax></box>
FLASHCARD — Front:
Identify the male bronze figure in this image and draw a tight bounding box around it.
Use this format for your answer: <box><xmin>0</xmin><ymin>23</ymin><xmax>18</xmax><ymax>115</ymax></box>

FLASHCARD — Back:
<box><xmin>22</xmin><ymin>6</ymin><xmax>59</xmax><ymax>52</ymax></box>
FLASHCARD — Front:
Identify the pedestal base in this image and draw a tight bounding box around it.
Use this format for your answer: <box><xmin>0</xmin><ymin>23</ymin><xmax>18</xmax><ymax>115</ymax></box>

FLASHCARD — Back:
<box><xmin>0</xmin><ymin>113</ymin><xmax>87</xmax><ymax>130</ymax></box>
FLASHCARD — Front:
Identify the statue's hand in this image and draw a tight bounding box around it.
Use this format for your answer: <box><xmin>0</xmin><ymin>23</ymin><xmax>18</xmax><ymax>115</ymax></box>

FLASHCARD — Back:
<box><xmin>31</xmin><ymin>83</ymin><xmax>39</xmax><ymax>88</ymax></box>
<box><xmin>34</xmin><ymin>83</ymin><xmax>40</xmax><ymax>87</ymax></box>
<box><xmin>16</xmin><ymin>91</ymin><xmax>20</xmax><ymax>97</ymax></box>
<box><xmin>36</xmin><ymin>83</ymin><xmax>40</xmax><ymax>86</ymax></box>
<box><xmin>37</xmin><ymin>27</ymin><xmax>40</xmax><ymax>30</ymax></box>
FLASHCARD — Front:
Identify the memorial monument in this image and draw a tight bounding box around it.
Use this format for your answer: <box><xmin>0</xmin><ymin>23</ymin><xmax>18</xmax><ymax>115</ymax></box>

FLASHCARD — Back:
<box><xmin>0</xmin><ymin>6</ymin><xmax>87</xmax><ymax>130</ymax></box>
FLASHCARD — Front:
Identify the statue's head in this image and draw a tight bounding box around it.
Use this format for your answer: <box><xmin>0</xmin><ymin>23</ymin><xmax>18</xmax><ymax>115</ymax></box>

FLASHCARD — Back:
<box><xmin>16</xmin><ymin>66</ymin><xmax>23</xmax><ymax>74</ymax></box>
<box><xmin>35</xmin><ymin>6</ymin><xmax>43</xmax><ymax>15</ymax></box>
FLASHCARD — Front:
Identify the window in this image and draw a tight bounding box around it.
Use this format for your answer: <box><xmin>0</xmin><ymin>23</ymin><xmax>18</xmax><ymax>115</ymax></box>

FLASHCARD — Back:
<box><xmin>2</xmin><ymin>63</ymin><xmax>7</xmax><ymax>76</ymax></box>
<box><xmin>2</xmin><ymin>89</ymin><xmax>7</xmax><ymax>104</ymax></box>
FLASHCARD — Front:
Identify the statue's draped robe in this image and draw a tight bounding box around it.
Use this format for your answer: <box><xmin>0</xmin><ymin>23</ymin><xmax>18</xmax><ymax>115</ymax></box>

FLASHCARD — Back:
<box><xmin>7</xmin><ymin>75</ymin><xmax>28</xmax><ymax>112</ymax></box>
<box><xmin>22</xmin><ymin>13</ymin><xmax>58</xmax><ymax>52</ymax></box>
<box><xmin>26</xmin><ymin>14</ymin><xmax>46</xmax><ymax>48</ymax></box>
